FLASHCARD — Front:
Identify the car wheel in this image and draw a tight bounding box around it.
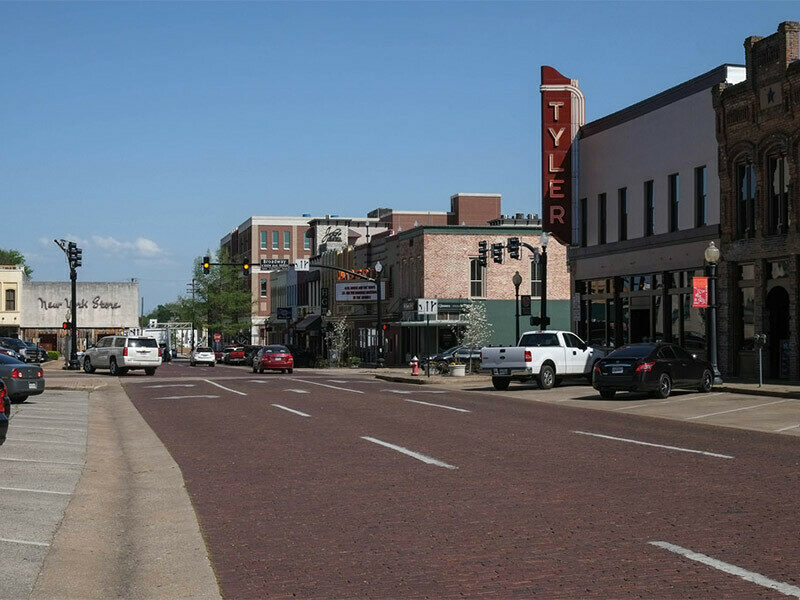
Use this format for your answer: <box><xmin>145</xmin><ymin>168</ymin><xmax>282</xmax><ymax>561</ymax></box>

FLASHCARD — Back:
<box><xmin>145</xmin><ymin>368</ymin><xmax>156</xmax><ymax>376</ymax></box>
<box><xmin>288</xmin><ymin>368</ymin><xmax>293</xmax><ymax>374</ymax></box>
<box><xmin>3</xmin><ymin>397</ymin><xmax>9</xmax><ymax>417</ymax></box>
<box><xmin>258</xmin><ymin>366</ymin><xmax>264</xmax><ymax>374</ymax></box>
<box><xmin>281</xmin><ymin>369</ymin><xmax>286</xmax><ymax>374</ymax></box>
<box><xmin>599</xmin><ymin>389</ymin><xmax>616</xmax><ymax>399</ymax></box>
<box><xmin>210</xmin><ymin>362</ymin><xmax>215</xmax><ymax>367</ymax></box>
<box><xmin>491</xmin><ymin>376</ymin><xmax>511</xmax><ymax>391</ymax></box>
<box><xmin>698</xmin><ymin>369</ymin><xmax>713</xmax><ymax>393</ymax></box>
<box><xmin>13</xmin><ymin>395</ymin><xmax>28</xmax><ymax>404</ymax></box>
<box><xmin>252</xmin><ymin>365</ymin><xmax>257</xmax><ymax>373</ymax></box>
<box><xmin>656</xmin><ymin>373</ymin><xmax>672</xmax><ymax>399</ymax></box>
<box><xmin>538</xmin><ymin>364</ymin><xmax>555</xmax><ymax>390</ymax></box>
<box><xmin>190</xmin><ymin>361</ymin><xmax>195</xmax><ymax>367</ymax></box>
<box><xmin>83</xmin><ymin>357</ymin><xmax>95</xmax><ymax>374</ymax></box>
<box><xmin>109</xmin><ymin>358</ymin><xmax>119</xmax><ymax>376</ymax></box>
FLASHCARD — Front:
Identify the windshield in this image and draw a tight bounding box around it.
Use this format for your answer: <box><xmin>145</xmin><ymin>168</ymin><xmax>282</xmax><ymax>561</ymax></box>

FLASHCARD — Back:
<box><xmin>265</xmin><ymin>346</ymin><xmax>289</xmax><ymax>353</ymax></box>
<box><xmin>196</xmin><ymin>347</ymin><xmax>212</xmax><ymax>353</ymax></box>
<box><xmin>606</xmin><ymin>345</ymin><xmax>655</xmax><ymax>359</ymax></box>
<box><xmin>518</xmin><ymin>333</ymin><xmax>560</xmax><ymax>347</ymax></box>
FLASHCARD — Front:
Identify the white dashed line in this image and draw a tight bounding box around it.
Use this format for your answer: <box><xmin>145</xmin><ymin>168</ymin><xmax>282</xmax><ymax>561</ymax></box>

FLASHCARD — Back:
<box><xmin>154</xmin><ymin>395</ymin><xmax>219</xmax><ymax>400</ymax></box>
<box><xmin>284</xmin><ymin>389</ymin><xmax>310</xmax><ymax>394</ymax></box>
<box><xmin>573</xmin><ymin>431</ymin><xmax>733</xmax><ymax>459</ymax></box>
<box><xmin>403</xmin><ymin>399</ymin><xmax>471</xmax><ymax>413</ymax></box>
<box><xmin>271</xmin><ymin>404</ymin><xmax>311</xmax><ymax>417</ymax></box>
<box><xmin>327</xmin><ymin>379</ymin><xmax>347</xmax><ymax>383</ymax></box>
<box><xmin>687</xmin><ymin>399</ymin><xmax>788</xmax><ymax>420</ymax></box>
<box><xmin>11</xmin><ymin>425</ymin><xmax>84</xmax><ymax>432</ymax></box>
<box><xmin>0</xmin><ymin>486</ymin><xmax>70</xmax><ymax>496</ymax></box>
<box><xmin>649</xmin><ymin>541</ymin><xmax>800</xmax><ymax>597</ymax></box>
<box><xmin>0</xmin><ymin>457</ymin><xmax>83</xmax><ymax>466</ymax></box>
<box><xmin>361</xmin><ymin>436</ymin><xmax>457</xmax><ymax>469</ymax></box>
<box><xmin>204</xmin><ymin>379</ymin><xmax>247</xmax><ymax>396</ymax></box>
<box><xmin>293</xmin><ymin>379</ymin><xmax>364</xmax><ymax>394</ymax></box>
<box><xmin>0</xmin><ymin>537</ymin><xmax>50</xmax><ymax>548</ymax></box>
<box><xmin>145</xmin><ymin>384</ymin><xmax>196</xmax><ymax>388</ymax></box>
<box><xmin>775</xmin><ymin>424</ymin><xmax>800</xmax><ymax>432</ymax></box>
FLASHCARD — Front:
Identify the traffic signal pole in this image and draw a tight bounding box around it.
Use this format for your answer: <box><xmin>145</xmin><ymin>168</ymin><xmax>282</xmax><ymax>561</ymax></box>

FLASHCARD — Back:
<box><xmin>69</xmin><ymin>266</ymin><xmax>79</xmax><ymax>369</ymax></box>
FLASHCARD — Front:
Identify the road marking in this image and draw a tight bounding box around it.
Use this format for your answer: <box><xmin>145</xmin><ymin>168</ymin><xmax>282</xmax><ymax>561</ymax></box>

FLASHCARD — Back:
<box><xmin>154</xmin><ymin>394</ymin><xmax>219</xmax><ymax>400</ymax></box>
<box><xmin>12</xmin><ymin>425</ymin><xmax>85</xmax><ymax>432</ymax></box>
<box><xmin>12</xmin><ymin>415</ymin><xmax>85</xmax><ymax>422</ymax></box>
<box><xmin>204</xmin><ymin>379</ymin><xmax>247</xmax><ymax>396</ymax></box>
<box><xmin>649</xmin><ymin>541</ymin><xmax>800</xmax><ymax>597</ymax></box>
<box><xmin>572</xmin><ymin>431</ymin><xmax>733</xmax><ymax>459</ymax></box>
<box><xmin>0</xmin><ymin>537</ymin><xmax>50</xmax><ymax>548</ymax></box>
<box><xmin>383</xmin><ymin>389</ymin><xmax>412</xmax><ymax>394</ymax></box>
<box><xmin>285</xmin><ymin>389</ymin><xmax>310</xmax><ymax>394</ymax></box>
<box><xmin>328</xmin><ymin>379</ymin><xmax>347</xmax><ymax>383</ymax></box>
<box><xmin>361</xmin><ymin>436</ymin><xmax>457</xmax><ymax>469</ymax></box>
<box><xmin>293</xmin><ymin>379</ymin><xmax>364</xmax><ymax>394</ymax></box>
<box><xmin>382</xmin><ymin>388</ymin><xmax>445</xmax><ymax>395</ymax></box>
<box><xmin>687</xmin><ymin>399</ymin><xmax>788</xmax><ymax>420</ymax></box>
<box><xmin>611</xmin><ymin>393</ymin><xmax>726</xmax><ymax>411</ymax></box>
<box><xmin>145</xmin><ymin>384</ymin><xmax>196</xmax><ymax>388</ymax></box>
<box><xmin>404</xmin><ymin>399</ymin><xmax>471</xmax><ymax>413</ymax></box>
<box><xmin>271</xmin><ymin>404</ymin><xmax>311</xmax><ymax>417</ymax></box>
<box><xmin>775</xmin><ymin>424</ymin><xmax>800</xmax><ymax>432</ymax></box>
<box><xmin>6</xmin><ymin>439</ymin><xmax>84</xmax><ymax>446</ymax></box>
<box><xmin>0</xmin><ymin>457</ymin><xmax>83</xmax><ymax>466</ymax></box>
<box><xmin>0</xmin><ymin>486</ymin><xmax>70</xmax><ymax>496</ymax></box>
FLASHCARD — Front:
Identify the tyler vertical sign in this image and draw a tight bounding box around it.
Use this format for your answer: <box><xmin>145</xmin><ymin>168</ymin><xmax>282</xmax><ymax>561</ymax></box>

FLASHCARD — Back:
<box><xmin>540</xmin><ymin>66</ymin><xmax>586</xmax><ymax>245</ymax></box>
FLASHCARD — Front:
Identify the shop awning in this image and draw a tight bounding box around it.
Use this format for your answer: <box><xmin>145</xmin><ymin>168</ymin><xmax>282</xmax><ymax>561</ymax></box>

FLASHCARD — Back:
<box><xmin>295</xmin><ymin>314</ymin><xmax>322</xmax><ymax>331</ymax></box>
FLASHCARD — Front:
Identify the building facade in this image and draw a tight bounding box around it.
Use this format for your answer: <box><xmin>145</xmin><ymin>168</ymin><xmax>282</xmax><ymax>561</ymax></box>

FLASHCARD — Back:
<box><xmin>0</xmin><ymin>266</ymin><xmax>24</xmax><ymax>338</ymax></box>
<box><xmin>569</xmin><ymin>64</ymin><xmax>746</xmax><ymax>355</ymax></box>
<box><xmin>713</xmin><ymin>22</ymin><xmax>800</xmax><ymax>379</ymax></box>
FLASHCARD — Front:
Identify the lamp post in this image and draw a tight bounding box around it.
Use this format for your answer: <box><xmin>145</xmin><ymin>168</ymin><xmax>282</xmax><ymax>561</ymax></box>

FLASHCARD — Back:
<box><xmin>512</xmin><ymin>271</ymin><xmax>522</xmax><ymax>343</ymax></box>
<box><xmin>375</xmin><ymin>260</ymin><xmax>384</xmax><ymax>367</ymax></box>
<box><xmin>704</xmin><ymin>241</ymin><xmax>723</xmax><ymax>384</ymax></box>
<box><xmin>540</xmin><ymin>231</ymin><xmax>549</xmax><ymax>332</ymax></box>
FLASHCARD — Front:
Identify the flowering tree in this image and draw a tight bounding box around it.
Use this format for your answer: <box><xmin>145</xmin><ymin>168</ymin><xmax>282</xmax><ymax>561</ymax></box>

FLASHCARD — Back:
<box><xmin>456</xmin><ymin>300</ymin><xmax>493</xmax><ymax>372</ymax></box>
<box><xmin>329</xmin><ymin>315</ymin><xmax>349</xmax><ymax>367</ymax></box>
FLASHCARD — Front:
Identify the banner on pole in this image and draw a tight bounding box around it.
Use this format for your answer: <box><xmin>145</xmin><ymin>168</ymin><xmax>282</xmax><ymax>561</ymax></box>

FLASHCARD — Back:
<box><xmin>692</xmin><ymin>277</ymin><xmax>709</xmax><ymax>308</ymax></box>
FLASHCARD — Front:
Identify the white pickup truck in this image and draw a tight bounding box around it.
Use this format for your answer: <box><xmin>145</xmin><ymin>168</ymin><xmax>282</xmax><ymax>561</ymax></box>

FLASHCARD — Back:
<box><xmin>481</xmin><ymin>330</ymin><xmax>605</xmax><ymax>391</ymax></box>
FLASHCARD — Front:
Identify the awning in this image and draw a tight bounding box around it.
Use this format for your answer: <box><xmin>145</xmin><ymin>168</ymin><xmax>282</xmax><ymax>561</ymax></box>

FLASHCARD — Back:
<box><xmin>295</xmin><ymin>314</ymin><xmax>322</xmax><ymax>331</ymax></box>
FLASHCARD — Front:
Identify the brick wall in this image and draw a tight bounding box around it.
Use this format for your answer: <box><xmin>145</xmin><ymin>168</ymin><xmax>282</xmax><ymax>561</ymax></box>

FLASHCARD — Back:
<box><xmin>448</xmin><ymin>195</ymin><xmax>502</xmax><ymax>226</ymax></box>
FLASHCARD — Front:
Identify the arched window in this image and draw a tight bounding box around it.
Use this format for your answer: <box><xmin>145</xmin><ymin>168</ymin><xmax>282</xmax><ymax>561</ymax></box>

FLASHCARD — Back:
<box><xmin>736</xmin><ymin>162</ymin><xmax>756</xmax><ymax>238</ymax></box>
<box><xmin>767</xmin><ymin>155</ymin><xmax>790</xmax><ymax>234</ymax></box>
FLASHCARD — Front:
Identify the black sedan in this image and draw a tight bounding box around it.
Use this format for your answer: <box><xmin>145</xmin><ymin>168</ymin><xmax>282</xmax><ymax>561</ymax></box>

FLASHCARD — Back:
<box><xmin>0</xmin><ymin>353</ymin><xmax>45</xmax><ymax>403</ymax></box>
<box><xmin>592</xmin><ymin>343</ymin><xmax>713</xmax><ymax>399</ymax></box>
<box><xmin>0</xmin><ymin>380</ymin><xmax>9</xmax><ymax>445</ymax></box>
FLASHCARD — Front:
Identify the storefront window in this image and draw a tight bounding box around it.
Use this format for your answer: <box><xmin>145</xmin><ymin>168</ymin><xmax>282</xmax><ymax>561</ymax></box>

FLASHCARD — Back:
<box><xmin>589</xmin><ymin>300</ymin><xmax>607</xmax><ymax>347</ymax></box>
<box><xmin>590</xmin><ymin>280</ymin><xmax>606</xmax><ymax>294</ymax></box>
<box><xmin>682</xmin><ymin>293</ymin><xmax>707</xmax><ymax>356</ymax></box>
<box><xmin>739</xmin><ymin>287</ymin><xmax>755</xmax><ymax>350</ymax></box>
<box><xmin>653</xmin><ymin>296</ymin><xmax>664</xmax><ymax>341</ymax></box>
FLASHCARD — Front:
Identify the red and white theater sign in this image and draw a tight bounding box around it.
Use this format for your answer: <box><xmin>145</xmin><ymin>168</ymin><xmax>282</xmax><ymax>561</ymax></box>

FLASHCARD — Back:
<box><xmin>540</xmin><ymin>66</ymin><xmax>585</xmax><ymax>245</ymax></box>
<box><xmin>692</xmin><ymin>277</ymin><xmax>709</xmax><ymax>308</ymax></box>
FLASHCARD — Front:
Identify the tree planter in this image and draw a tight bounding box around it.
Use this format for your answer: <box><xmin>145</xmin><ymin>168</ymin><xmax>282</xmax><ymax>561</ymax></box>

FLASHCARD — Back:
<box><xmin>449</xmin><ymin>364</ymin><xmax>466</xmax><ymax>377</ymax></box>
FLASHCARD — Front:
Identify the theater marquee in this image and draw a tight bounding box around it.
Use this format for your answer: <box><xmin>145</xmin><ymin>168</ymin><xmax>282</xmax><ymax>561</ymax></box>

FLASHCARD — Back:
<box><xmin>540</xmin><ymin>66</ymin><xmax>585</xmax><ymax>245</ymax></box>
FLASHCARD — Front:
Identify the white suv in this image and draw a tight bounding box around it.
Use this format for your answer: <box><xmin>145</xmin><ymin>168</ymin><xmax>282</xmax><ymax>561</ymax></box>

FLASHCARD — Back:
<box><xmin>83</xmin><ymin>336</ymin><xmax>162</xmax><ymax>376</ymax></box>
<box><xmin>190</xmin><ymin>346</ymin><xmax>216</xmax><ymax>367</ymax></box>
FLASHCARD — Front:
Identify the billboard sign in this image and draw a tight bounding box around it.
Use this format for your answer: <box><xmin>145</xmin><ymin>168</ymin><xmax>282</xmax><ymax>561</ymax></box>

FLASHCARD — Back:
<box><xmin>540</xmin><ymin>66</ymin><xmax>585</xmax><ymax>245</ymax></box>
<box><xmin>335</xmin><ymin>282</ymin><xmax>386</xmax><ymax>302</ymax></box>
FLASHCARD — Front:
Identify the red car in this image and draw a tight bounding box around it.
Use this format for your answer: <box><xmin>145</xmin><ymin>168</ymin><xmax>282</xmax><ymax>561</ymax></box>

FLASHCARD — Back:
<box><xmin>252</xmin><ymin>345</ymin><xmax>294</xmax><ymax>374</ymax></box>
<box><xmin>223</xmin><ymin>345</ymin><xmax>246</xmax><ymax>365</ymax></box>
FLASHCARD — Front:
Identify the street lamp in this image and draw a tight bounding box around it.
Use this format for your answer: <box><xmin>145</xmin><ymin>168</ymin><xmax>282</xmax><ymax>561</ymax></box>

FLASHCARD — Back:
<box><xmin>375</xmin><ymin>261</ymin><xmax>384</xmax><ymax>367</ymax></box>
<box><xmin>704</xmin><ymin>241</ymin><xmax>723</xmax><ymax>384</ymax></box>
<box><xmin>512</xmin><ymin>271</ymin><xmax>523</xmax><ymax>343</ymax></box>
<box><xmin>540</xmin><ymin>231</ymin><xmax>549</xmax><ymax>332</ymax></box>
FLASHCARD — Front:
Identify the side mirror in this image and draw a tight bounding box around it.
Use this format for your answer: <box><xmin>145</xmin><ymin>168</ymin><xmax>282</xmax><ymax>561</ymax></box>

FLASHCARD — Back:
<box><xmin>579</xmin><ymin>343</ymin><xmax>588</xmax><ymax>351</ymax></box>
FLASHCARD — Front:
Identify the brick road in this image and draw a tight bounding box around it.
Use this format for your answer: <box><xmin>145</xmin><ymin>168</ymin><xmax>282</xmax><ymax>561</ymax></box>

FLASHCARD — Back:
<box><xmin>122</xmin><ymin>362</ymin><xmax>800</xmax><ymax>598</ymax></box>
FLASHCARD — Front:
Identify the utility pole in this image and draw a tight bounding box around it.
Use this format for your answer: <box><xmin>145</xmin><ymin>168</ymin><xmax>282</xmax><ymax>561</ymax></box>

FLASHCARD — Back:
<box><xmin>186</xmin><ymin>279</ymin><xmax>197</xmax><ymax>351</ymax></box>
<box><xmin>54</xmin><ymin>239</ymin><xmax>82</xmax><ymax>370</ymax></box>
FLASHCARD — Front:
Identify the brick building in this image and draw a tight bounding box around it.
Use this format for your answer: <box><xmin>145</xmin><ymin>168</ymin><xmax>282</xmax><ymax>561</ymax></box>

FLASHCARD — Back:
<box><xmin>712</xmin><ymin>21</ymin><xmax>800</xmax><ymax>379</ymax></box>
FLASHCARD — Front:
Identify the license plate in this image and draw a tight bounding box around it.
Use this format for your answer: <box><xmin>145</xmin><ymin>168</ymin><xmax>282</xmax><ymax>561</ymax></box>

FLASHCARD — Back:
<box><xmin>28</xmin><ymin>382</ymin><xmax>37</xmax><ymax>390</ymax></box>
<box><xmin>493</xmin><ymin>368</ymin><xmax>510</xmax><ymax>375</ymax></box>
<box><xmin>612</xmin><ymin>367</ymin><xmax>623</xmax><ymax>374</ymax></box>
<box><xmin>276</xmin><ymin>357</ymin><xmax>282</xmax><ymax>361</ymax></box>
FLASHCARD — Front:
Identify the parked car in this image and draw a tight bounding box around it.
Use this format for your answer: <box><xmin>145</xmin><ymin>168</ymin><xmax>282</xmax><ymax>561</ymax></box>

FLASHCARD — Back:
<box><xmin>0</xmin><ymin>337</ymin><xmax>28</xmax><ymax>362</ymax></box>
<box><xmin>224</xmin><ymin>346</ymin><xmax>246</xmax><ymax>365</ymax></box>
<box><xmin>23</xmin><ymin>342</ymin><xmax>49</xmax><ymax>363</ymax></box>
<box><xmin>0</xmin><ymin>380</ymin><xmax>9</xmax><ymax>445</ymax></box>
<box><xmin>82</xmin><ymin>335</ymin><xmax>163</xmax><ymax>376</ymax></box>
<box><xmin>243</xmin><ymin>345</ymin><xmax>262</xmax><ymax>367</ymax></box>
<box><xmin>190</xmin><ymin>346</ymin><xmax>216</xmax><ymax>367</ymax></box>
<box><xmin>421</xmin><ymin>346</ymin><xmax>482</xmax><ymax>370</ymax></box>
<box><xmin>214</xmin><ymin>348</ymin><xmax>225</xmax><ymax>363</ymax></box>
<box><xmin>592</xmin><ymin>342</ymin><xmax>714</xmax><ymax>399</ymax></box>
<box><xmin>252</xmin><ymin>345</ymin><xmax>294</xmax><ymax>374</ymax></box>
<box><xmin>481</xmin><ymin>331</ymin><xmax>605</xmax><ymax>391</ymax></box>
<box><xmin>0</xmin><ymin>346</ymin><xmax>24</xmax><ymax>361</ymax></box>
<box><xmin>0</xmin><ymin>353</ymin><xmax>45</xmax><ymax>403</ymax></box>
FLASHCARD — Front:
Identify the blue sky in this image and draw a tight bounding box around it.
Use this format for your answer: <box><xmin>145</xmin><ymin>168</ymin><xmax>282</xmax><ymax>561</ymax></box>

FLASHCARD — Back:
<box><xmin>2</xmin><ymin>1</ymin><xmax>796</xmax><ymax>310</ymax></box>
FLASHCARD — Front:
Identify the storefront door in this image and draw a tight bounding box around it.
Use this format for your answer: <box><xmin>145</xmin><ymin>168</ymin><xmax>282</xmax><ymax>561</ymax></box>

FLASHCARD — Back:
<box><xmin>766</xmin><ymin>286</ymin><xmax>790</xmax><ymax>379</ymax></box>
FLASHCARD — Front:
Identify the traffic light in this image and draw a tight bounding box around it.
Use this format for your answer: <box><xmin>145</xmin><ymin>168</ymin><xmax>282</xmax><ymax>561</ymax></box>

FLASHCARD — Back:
<box><xmin>62</xmin><ymin>321</ymin><xmax>71</xmax><ymax>330</ymax></box>
<box><xmin>74</xmin><ymin>247</ymin><xmax>82</xmax><ymax>268</ymax></box>
<box><xmin>381</xmin><ymin>323</ymin><xmax>389</xmax><ymax>332</ymax></box>
<box><xmin>507</xmin><ymin>237</ymin><xmax>520</xmax><ymax>260</ymax></box>
<box><xmin>491</xmin><ymin>242</ymin><xmax>504</xmax><ymax>264</ymax></box>
<box><xmin>242</xmin><ymin>262</ymin><xmax>250</xmax><ymax>274</ymax></box>
<box><xmin>477</xmin><ymin>240</ymin><xmax>488</xmax><ymax>267</ymax></box>
<box><xmin>203</xmin><ymin>256</ymin><xmax>210</xmax><ymax>274</ymax></box>
<box><xmin>67</xmin><ymin>241</ymin><xmax>79</xmax><ymax>269</ymax></box>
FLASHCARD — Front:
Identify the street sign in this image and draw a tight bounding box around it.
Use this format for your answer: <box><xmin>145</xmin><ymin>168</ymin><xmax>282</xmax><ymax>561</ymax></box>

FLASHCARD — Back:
<box><xmin>417</xmin><ymin>298</ymin><xmax>438</xmax><ymax>315</ymax></box>
<box><xmin>260</xmin><ymin>258</ymin><xmax>289</xmax><ymax>271</ymax></box>
<box><xmin>277</xmin><ymin>307</ymin><xmax>292</xmax><ymax>320</ymax></box>
<box><xmin>294</xmin><ymin>259</ymin><xmax>310</xmax><ymax>272</ymax></box>
<box><xmin>213</xmin><ymin>333</ymin><xmax>221</xmax><ymax>342</ymax></box>
<box><xmin>692</xmin><ymin>277</ymin><xmax>709</xmax><ymax>308</ymax></box>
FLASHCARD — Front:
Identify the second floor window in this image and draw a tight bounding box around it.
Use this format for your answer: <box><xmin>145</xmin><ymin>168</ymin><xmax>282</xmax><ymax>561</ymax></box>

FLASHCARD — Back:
<box><xmin>5</xmin><ymin>289</ymin><xmax>15</xmax><ymax>311</ymax></box>
<box><xmin>303</xmin><ymin>234</ymin><xmax>310</xmax><ymax>250</ymax></box>
<box><xmin>695</xmin><ymin>165</ymin><xmax>707</xmax><ymax>227</ymax></box>
<box><xmin>645</xmin><ymin>180</ymin><xmax>655</xmax><ymax>236</ymax></box>
<box><xmin>530</xmin><ymin>261</ymin><xmax>542</xmax><ymax>298</ymax></box>
<box><xmin>470</xmin><ymin>258</ymin><xmax>485</xmax><ymax>298</ymax></box>
<box><xmin>768</xmin><ymin>155</ymin><xmax>790</xmax><ymax>235</ymax></box>
<box><xmin>260</xmin><ymin>280</ymin><xmax>268</xmax><ymax>298</ymax></box>
<box><xmin>272</xmin><ymin>231</ymin><xmax>279</xmax><ymax>250</ymax></box>
<box><xmin>618</xmin><ymin>187</ymin><xmax>627</xmax><ymax>241</ymax></box>
<box><xmin>669</xmin><ymin>173</ymin><xmax>679</xmax><ymax>232</ymax></box>
<box><xmin>579</xmin><ymin>198</ymin><xmax>587</xmax><ymax>246</ymax></box>
<box><xmin>598</xmin><ymin>193</ymin><xmax>607</xmax><ymax>244</ymax></box>
<box><xmin>284</xmin><ymin>231</ymin><xmax>291</xmax><ymax>250</ymax></box>
<box><xmin>737</xmin><ymin>162</ymin><xmax>756</xmax><ymax>238</ymax></box>
<box><xmin>260</xmin><ymin>231</ymin><xmax>267</xmax><ymax>250</ymax></box>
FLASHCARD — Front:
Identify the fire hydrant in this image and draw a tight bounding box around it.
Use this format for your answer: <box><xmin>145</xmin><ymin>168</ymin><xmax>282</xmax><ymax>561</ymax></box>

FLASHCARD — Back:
<box><xmin>410</xmin><ymin>356</ymin><xmax>420</xmax><ymax>376</ymax></box>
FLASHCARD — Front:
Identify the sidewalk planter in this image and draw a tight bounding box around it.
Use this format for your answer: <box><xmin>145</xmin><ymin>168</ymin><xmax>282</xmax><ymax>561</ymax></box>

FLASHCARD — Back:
<box><xmin>449</xmin><ymin>364</ymin><xmax>466</xmax><ymax>377</ymax></box>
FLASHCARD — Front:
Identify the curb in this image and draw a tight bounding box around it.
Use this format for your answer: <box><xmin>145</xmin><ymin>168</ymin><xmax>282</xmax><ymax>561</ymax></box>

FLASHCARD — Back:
<box><xmin>717</xmin><ymin>385</ymin><xmax>800</xmax><ymax>399</ymax></box>
<box><xmin>374</xmin><ymin>374</ymin><xmax>434</xmax><ymax>385</ymax></box>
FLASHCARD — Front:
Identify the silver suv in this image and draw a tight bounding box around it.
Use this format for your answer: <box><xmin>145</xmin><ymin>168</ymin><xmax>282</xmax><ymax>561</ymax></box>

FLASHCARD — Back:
<box><xmin>83</xmin><ymin>336</ymin><xmax>162</xmax><ymax>376</ymax></box>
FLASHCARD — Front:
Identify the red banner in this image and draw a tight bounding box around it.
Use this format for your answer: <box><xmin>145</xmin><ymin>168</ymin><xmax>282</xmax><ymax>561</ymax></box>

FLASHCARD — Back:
<box><xmin>692</xmin><ymin>277</ymin><xmax>709</xmax><ymax>308</ymax></box>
